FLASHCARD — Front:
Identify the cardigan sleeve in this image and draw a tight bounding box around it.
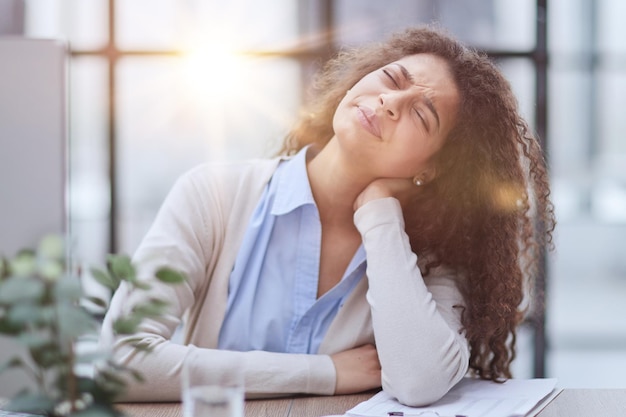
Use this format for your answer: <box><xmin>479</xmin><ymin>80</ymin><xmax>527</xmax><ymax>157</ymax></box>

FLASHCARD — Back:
<box><xmin>99</xmin><ymin>163</ymin><xmax>336</xmax><ymax>402</ymax></box>
<box><xmin>354</xmin><ymin>197</ymin><xmax>470</xmax><ymax>407</ymax></box>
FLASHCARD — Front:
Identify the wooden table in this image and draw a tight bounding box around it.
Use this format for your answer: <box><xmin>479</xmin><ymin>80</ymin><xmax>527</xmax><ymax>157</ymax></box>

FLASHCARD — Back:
<box><xmin>117</xmin><ymin>389</ymin><xmax>626</xmax><ymax>417</ymax></box>
<box><xmin>118</xmin><ymin>393</ymin><xmax>370</xmax><ymax>417</ymax></box>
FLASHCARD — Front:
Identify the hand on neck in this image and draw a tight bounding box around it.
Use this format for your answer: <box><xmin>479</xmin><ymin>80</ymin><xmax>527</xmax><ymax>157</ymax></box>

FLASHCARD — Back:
<box><xmin>306</xmin><ymin>138</ymin><xmax>375</xmax><ymax>224</ymax></box>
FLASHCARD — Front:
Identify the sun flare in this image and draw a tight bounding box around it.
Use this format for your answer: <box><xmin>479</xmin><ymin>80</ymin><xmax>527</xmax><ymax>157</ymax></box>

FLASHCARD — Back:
<box><xmin>181</xmin><ymin>40</ymin><xmax>248</xmax><ymax>107</ymax></box>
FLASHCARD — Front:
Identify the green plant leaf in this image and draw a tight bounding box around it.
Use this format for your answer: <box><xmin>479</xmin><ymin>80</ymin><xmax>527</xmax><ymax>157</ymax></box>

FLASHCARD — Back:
<box><xmin>54</xmin><ymin>276</ymin><xmax>83</xmax><ymax>302</ymax></box>
<box><xmin>18</xmin><ymin>332</ymin><xmax>51</xmax><ymax>349</ymax></box>
<box><xmin>0</xmin><ymin>356</ymin><xmax>23</xmax><ymax>373</ymax></box>
<box><xmin>97</xmin><ymin>369</ymin><xmax>128</xmax><ymax>391</ymax></box>
<box><xmin>9</xmin><ymin>250</ymin><xmax>37</xmax><ymax>277</ymax></box>
<box><xmin>39</xmin><ymin>305</ymin><xmax>57</xmax><ymax>324</ymax></box>
<box><xmin>112</xmin><ymin>316</ymin><xmax>141</xmax><ymax>335</ymax></box>
<box><xmin>0</xmin><ymin>317</ymin><xmax>21</xmax><ymax>335</ymax></box>
<box><xmin>106</xmin><ymin>255</ymin><xmax>154</xmax><ymax>290</ymax></box>
<box><xmin>38</xmin><ymin>234</ymin><xmax>65</xmax><ymax>260</ymax></box>
<box><xmin>90</xmin><ymin>267</ymin><xmax>120</xmax><ymax>291</ymax></box>
<box><xmin>107</xmin><ymin>255</ymin><xmax>135</xmax><ymax>282</ymax></box>
<box><xmin>130</xmin><ymin>343</ymin><xmax>153</xmax><ymax>353</ymax></box>
<box><xmin>85</xmin><ymin>296</ymin><xmax>108</xmax><ymax>309</ymax></box>
<box><xmin>132</xmin><ymin>280</ymin><xmax>151</xmax><ymax>291</ymax></box>
<box><xmin>4</xmin><ymin>391</ymin><xmax>56</xmax><ymax>414</ymax></box>
<box><xmin>0</xmin><ymin>276</ymin><xmax>45</xmax><ymax>303</ymax></box>
<box><xmin>132</xmin><ymin>299</ymin><xmax>168</xmax><ymax>318</ymax></box>
<box><xmin>38</xmin><ymin>258</ymin><xmax>65</xmax><ymax>281</ymax></box>
<box><xmin>0</xmin><ymin>258</ymin><xmax>7</xmax><ymax>278</ymax></box>
<box><xmin>155</xmin><ymin>267</ymin><xmax>186</xmax><ymax>284</ymax></box>
<box><xmin>1</xmin><ymin>239</ymin><xmax>187</xmax><ymax>414</ymax></box>
<box><xmin>30</xmin><ymin>343</ymin><xmax>63</xmax><ymax>368</ymax></box>
<box><xmin>57</xmin><ymin>303</ymin><xmax>98</xmax><ymax>342</ymax></box>
<box><xmin>8</xmin><ymin>302</ymin><xmax>44</xmax><ymax>325</ymax></box>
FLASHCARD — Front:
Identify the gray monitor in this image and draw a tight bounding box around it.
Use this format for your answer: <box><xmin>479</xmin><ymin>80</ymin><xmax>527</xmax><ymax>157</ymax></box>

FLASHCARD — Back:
<box><xmin>0</xmin><ymin>37</ymin><xmax>68</xmax><ymax>397</ymax></box>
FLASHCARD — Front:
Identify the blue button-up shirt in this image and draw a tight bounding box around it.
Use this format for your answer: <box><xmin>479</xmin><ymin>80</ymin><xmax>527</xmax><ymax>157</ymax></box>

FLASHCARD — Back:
<box><xmin>217</xmin><ymin>148</ymin><xmax>366</xmax><ymax>354</ymax></box>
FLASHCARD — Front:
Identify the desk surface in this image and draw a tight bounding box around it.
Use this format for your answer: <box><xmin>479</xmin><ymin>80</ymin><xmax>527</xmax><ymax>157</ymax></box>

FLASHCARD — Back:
<box><xmin>117</xmin><ymin>389</ymin><xmax>626</xmax><ymax>417</ymax></box>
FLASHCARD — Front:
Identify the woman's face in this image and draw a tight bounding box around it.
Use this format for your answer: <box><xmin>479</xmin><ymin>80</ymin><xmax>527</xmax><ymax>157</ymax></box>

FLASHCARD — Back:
<box><xmin>333</xmin><ymin>53</ymin><xmax>460</xmax><ymax>180</ymax></box>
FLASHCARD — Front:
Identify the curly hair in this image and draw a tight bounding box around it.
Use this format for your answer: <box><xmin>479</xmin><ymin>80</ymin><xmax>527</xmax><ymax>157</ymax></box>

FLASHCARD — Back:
<box><xmin>279</xmin><ymin>26</ymin><xmax>556</xmax><ymax>381</ymax></box>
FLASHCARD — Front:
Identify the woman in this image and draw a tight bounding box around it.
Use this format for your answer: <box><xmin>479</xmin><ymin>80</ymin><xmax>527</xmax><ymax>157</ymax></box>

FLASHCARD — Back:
<box><xmin>101</xmin><ymin>26</ymin><xmax>555</xmax><ymax>406</ymax></box>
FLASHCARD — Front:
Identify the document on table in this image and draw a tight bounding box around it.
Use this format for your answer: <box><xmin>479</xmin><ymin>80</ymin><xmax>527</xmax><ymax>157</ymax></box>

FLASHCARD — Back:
<box><xmin>342</xmin><ymin>378</ymin><xmax>559</xmax><ymax>417</ymax></box>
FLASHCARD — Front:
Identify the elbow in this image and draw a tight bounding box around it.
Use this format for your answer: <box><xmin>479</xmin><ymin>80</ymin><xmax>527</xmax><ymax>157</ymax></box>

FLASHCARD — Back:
<box><xmin>383</xmin><ymin>372</ymin><xmax>462</xmax><ymax>407</ymax></box>
<box><xmin>382</xmin><ymin>355</ymin><xmax>469</xmax><ymax>407</ymax></box>
<box><xmin>382</xmin><ymin>376</ymin><xmax>445</xmax><ymax>407</ymax></box>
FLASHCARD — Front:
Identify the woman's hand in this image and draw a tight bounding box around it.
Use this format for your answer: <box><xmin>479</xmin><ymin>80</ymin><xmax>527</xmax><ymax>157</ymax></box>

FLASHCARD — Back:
<box><xmin>354</xmin><ymin>178</ymin><xmax>415</xmax><ymax>211</ymax></box>
<box><xmin>330</xmin><ymin>344</ymin><xmax>382</xmax><ymax>394</ymax></box>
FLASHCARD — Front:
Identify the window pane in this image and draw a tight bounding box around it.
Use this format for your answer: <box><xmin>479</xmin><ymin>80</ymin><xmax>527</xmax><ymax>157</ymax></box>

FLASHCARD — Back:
<box><xmin>116</xmin><ymin>56</ymin><xmax>301</xmax><ymax>254</ymax></box>
<box><xmin>597</xmin><ymin>71</ymin><xmax>626</xmax><ymax>155</ymax></box>
<box><xmin>488</xmin><ymin>0</ymin><xmax>536</xmax><ymax>50</ymax></box>
<box><xmin>334</xmin><ymin>0</ymin><xmax>442</xmax><ymax>46</ymax></box>
<box><xmin>115</xmin><ymin>0</ymin><xmax>180</xmax><ymax>50</ymax></box>
<box><xmin>497</xmin><ymin>58</ymin><xmax>536</xmax><ymax>130</ymax></box>
<box><xmin>184</xmin><ymin>0</ymin><xmax>299</xmax><ymax>49</ymax></box>
<box><xmin>548</xmin><ymin>67</ymin><xmax>591</xmax><ymax>220</ymax></box>
<box><xmin>598</xmin><ymin>0</ymin><xmax>626</xmax><ymax>55</ymax></box>
<box><xmin>592</xmin><ymin>69</ymin><xmax>626</xmax><ymax>222</ymax></box>
<box><xmin>547</xmin><ymin>0</ymin><xmax>626</xmax><ymax>389</ymax></box>
<box><xmin>69</xmin><ymin>57</ymin><xmax>110</xmax><ymax>265</ymax></box>
<box><xmin>548</xmin><ymin>1</ymin><xmax>626</xmax><ymax>223</ymax></box>
<box><xmin>549</xmin><ymin>0</ymin><xmax>592</xmax><ymax>56</ymax></box>
<box><xmin>441</xmin><ymin>0</ymin><xmax>535</xmax><ymax>50</ymax></box>
<box><xmin>24</xmin><ymin>0</ymin><xmax>108</xmax><ymax>50</ymax></box>
<box><xmin>116</xmin><ymin>0</ymin><xmax>299</xmax><ymax>50</ymax></box>
<box><xmin>334</xmin><ymin>0</ymin><xmax>535</xmax><ymax>51</ymax></box>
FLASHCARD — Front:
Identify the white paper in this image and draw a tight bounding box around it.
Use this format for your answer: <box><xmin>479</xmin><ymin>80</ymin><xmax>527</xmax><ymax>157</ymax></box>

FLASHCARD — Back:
<box><xmin>346</xmin><ymin>378</ymin><xmax>558</xmax><ymax>417</ymax></box>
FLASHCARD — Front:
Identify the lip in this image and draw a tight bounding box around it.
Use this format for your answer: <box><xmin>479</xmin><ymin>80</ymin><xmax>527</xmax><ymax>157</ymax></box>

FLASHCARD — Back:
<box><xmin>356</xmin><ymin>105</ymin><xmax>381</xmax><ymax>138</ymax></box>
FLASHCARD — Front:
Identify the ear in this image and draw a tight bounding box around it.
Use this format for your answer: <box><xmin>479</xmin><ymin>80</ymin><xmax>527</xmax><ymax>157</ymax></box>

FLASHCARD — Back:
<box><xmin>415</xmin><ymin>164</ymin><xmax>437</xmax><ymax>185</ymax></box>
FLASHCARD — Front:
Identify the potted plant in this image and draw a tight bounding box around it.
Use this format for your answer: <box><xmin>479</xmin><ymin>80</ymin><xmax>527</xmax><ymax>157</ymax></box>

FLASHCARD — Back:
<box><xmin>0</xmin><ymin>235</ymin><xmax>185</xmax><ymax>416</ymax></box>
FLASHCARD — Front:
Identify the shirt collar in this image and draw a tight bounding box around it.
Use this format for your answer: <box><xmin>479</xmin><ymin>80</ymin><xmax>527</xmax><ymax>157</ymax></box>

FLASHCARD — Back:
<box><xmin>271</xmin><ymin>147</ymin><xmax>316</xmax><ymax>215</ymax></box>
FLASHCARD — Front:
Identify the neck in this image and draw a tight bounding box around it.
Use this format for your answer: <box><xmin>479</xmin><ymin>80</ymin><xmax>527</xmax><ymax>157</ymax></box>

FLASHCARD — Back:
<box><xmin>306</xmin><ymin>138</ymin><xmax>374</xmax><ymax>225</ymax></box>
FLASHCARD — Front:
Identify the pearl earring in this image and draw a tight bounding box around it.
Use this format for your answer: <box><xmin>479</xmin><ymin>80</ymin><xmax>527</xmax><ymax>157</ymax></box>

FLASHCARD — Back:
<box><xmin>413</xmin><ymin>177</ymin><xmax>423</xmax><ymax>186</ymax></box>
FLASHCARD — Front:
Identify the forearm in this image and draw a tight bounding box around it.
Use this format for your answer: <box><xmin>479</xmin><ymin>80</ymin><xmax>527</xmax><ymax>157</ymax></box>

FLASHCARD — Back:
<box><xmin>100</xmin><ymin>259</ymin><xmax>337</xmax><ymax>400</ymax></box>
<box><xmin>107</xmin><ymin>335</ymin><xmax>336</xmax><ymax>401</ymax></box>
<box><xmin>101</xmin><ymin>275</ymin><xmax>337</xmax><ymax>401</ymax></box>
<box><xmin>354</xmin><ymin>198</ymin><xmax>469</xmax><ymax>406</ymax></box>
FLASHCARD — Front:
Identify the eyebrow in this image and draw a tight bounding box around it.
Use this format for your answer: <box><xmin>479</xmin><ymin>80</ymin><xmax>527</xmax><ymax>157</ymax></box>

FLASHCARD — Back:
<box><xmin>393</xmin><ymin>63</ymin><xmax>441</xmax><ymax>132</ymax></box>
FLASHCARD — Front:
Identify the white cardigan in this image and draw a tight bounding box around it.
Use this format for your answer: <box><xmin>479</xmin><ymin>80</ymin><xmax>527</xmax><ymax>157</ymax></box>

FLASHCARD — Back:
<box><xmin>100</xmin><ymin>157</ymin><xmax>469</xmax><ymax>406</ymax></box>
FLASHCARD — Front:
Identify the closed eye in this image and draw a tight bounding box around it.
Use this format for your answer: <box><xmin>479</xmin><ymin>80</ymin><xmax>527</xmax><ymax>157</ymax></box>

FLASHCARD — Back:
<box><xmin>393</xmin><ymin>63</ymin><xmax>441</xmax><ymax>132</ymax></box>
<box><xmin>383</xmin><ymin>69</ymin><xmax>400</xmax><ymax>88</ymax></box>
<box><xmin>414</xmin><ymin>108</ymin><xmax>430</xmax><ymax>131</ymax></box>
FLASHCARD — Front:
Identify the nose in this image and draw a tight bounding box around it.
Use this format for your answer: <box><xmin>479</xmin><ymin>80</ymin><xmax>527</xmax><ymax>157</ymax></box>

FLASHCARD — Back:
<box><xmin>379</xmin><ymin>92</ymin><xmax>401</xmax><ymax>120</ymax></box>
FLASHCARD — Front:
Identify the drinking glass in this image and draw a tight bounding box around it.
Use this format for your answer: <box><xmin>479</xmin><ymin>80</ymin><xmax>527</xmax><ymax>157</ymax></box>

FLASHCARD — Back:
<box><xmin>181</xmin><ymin>349</ymin><xmax>244</xmax><ymax>417</ymax></box>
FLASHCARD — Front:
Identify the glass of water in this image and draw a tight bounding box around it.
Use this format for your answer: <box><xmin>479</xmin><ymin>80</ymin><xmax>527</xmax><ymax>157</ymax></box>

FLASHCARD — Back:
<box><xmin>181</xmin><ymin>348</ymin><xmax>244</xmax><ymax>417</ymax></box>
